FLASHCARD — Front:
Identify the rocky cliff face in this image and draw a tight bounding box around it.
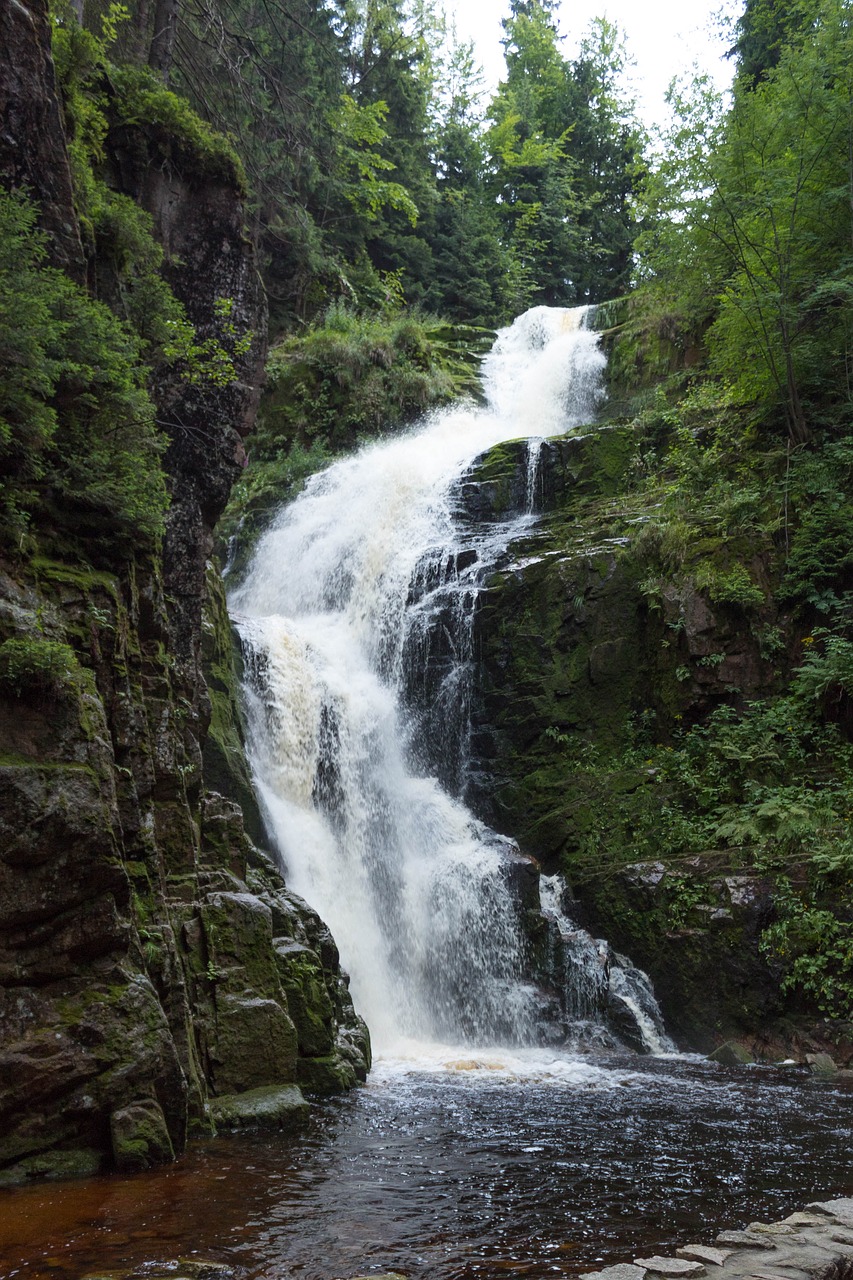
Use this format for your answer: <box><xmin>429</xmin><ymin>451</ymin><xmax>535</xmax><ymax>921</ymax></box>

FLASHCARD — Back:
<box><xmin>460</xmin><ymin>430</ymin><xmax>834</xmax><ymax>1055</ymax></box>
<box><xmin>0</xmin><ymin>1</ymin><xmax>368</xmax><ymax>1186</ymax></box>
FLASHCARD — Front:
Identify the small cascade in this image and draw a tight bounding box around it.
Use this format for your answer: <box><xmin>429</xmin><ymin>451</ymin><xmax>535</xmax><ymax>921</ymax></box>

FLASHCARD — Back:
<box><xmin>538</xmin><ymin>876</ymin><xmax>676</xmax><ymax>1055</ymax></box>
<box><xmin>232</xmin><ymin>304</ymin><xmax>671</xmax><ymax>1058</ymax></box>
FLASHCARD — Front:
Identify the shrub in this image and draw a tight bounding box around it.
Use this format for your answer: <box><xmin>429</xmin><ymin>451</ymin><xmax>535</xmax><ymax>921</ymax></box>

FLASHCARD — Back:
<box><xmin>0</xmin><ymin>637</ymin><xmax>80</xmax><ymax>696</ymax></box>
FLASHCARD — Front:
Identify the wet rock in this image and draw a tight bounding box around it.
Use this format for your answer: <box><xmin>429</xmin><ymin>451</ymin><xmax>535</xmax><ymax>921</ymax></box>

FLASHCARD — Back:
<box><xmin>0</xmin><ymin>1147</ymin><xmax>102</xmax><ymax>1187</ymax></box>
<box><xmin>274</xmin><ymin>941</ymin><xmax>336</xmax><ymax>1057</ymax></box>
<box><xmin>806</xmin><ymin>1053</ymin><xmax>838</xmax><ymax>1075</ymax></box>
<box><xmin>0</xmin><ymin>9</ymin><xmax>368</xmax><ymax>1183</ymax></box>
<box><xmin>708</xmin><ymin>1042</ymin><xmax>753</xmax><ymax>1067</ymax></box>
<box><xmin>211</xmin><ymin>994</ymin><xmax>298</xmax><ymax>1094</ymax></box>
<box><xmin>82</xmin><ymin>1263</ymin><xmax>237</xmax><ymax>1280</ymax></box>
<box><xmin>297</xmin><ymin>1053</ymin><xmax>358</xmax><ymax>1094</ymax></box>
<box><xmin>346</xmin><ymin>1274</ymin><xmax>408</xmax><ymax>1280</ymax></box>
<box><xmin>208</xmin><ymin>1084</ymin><xmax>309</xmax><ymax>1131</ymax></box>
<box><xmin>110</xmin><ymin>1099</ymin><xmax>175</xmax><ymax>1172</ymax></box>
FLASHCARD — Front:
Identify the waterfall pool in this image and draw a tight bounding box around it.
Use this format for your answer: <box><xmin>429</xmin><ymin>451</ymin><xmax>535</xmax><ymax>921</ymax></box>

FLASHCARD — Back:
<box><xmin>2</xmin><ymin>1054</ymin><xmax>852</xmax><ymax>1280</ymax></box>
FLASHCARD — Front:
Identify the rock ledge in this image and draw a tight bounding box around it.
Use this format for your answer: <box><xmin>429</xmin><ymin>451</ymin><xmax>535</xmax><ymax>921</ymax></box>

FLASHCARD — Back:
<box><xmin>582</xmin><ymin>1200</ymin><xmax>853</xmax><ymax>1280</ymax></box>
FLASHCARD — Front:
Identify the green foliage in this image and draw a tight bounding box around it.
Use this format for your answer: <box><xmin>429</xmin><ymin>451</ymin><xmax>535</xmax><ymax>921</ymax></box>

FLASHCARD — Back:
<box><xmin>0</xmin><ymin>636</ymin><xmax>81</xmax><ymax>696</ymax></box>
<box><xmin>780</xmin><ymin>440</ymin><xmax>853</xmax><ymax>614</ymax></box>
<box><xmin>109</xmin><ymin>64</ymin><xmax>245</xmax><ymax>185</ymax></box>
<box><xmin>761</xmin><ymin>899</ymin><xmax>853</xmax><ymax>1017</ymax></box>
<box><xmin>0</xmin><ymin>187</ymin><xmax>167</xmax><ymax>547</ymax></box>
<box><xmin>0</xmin><ymin>8</ymin><xmax>257</xmax><ymax>555</ymax></box>
<box><xmin>331</xmin><ymin>96</ymin><xmax>418</xmax><ymax>227</ymax></box>
<box><xmin>487</xmin><ymin>6</ymin><xmax>643</xmax><ymax>307</ymax></box>
<box><xmin>633</xmin><ymin>0</ymin><xmax>853</xmax><ymax>443</ymax></box>
<box><xmin>694</xmin><ymin>561</ymin><xmax>765</xmax><ymax>608</ymax></box>
<box><xmin>549</xmin><ymin>638</ymin><xmax>853</xmax><ymax>1016</ymax></box>
<box><xmin>731</xmin><ymin>0</ymin><xmax>816</xmax><ymax>89</ymax></box>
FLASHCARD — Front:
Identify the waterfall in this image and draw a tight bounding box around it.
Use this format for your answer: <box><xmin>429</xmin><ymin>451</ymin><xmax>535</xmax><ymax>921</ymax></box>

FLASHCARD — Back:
<box><xmin>230</xmin><ymin>305</ymin><xmax>666</xmax><ymax>1057</ymax></box>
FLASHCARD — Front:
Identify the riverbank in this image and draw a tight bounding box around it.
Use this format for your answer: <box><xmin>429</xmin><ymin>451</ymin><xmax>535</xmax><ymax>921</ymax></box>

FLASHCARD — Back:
<box><xmin>582</xmin><ymin>1198</ymin><xmax>853</xmax><ymax>1280</ymax></box>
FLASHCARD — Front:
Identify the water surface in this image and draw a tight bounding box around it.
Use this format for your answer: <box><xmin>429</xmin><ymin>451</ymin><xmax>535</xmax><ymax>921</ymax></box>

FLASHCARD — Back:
<box><xmin>2</xmin><ymin>1054</ymin><xmax>851</xmax><ymax>1280</ymax></box>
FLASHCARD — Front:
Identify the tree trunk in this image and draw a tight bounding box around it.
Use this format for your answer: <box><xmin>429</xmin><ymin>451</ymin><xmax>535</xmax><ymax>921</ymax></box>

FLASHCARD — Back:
<box><xmin>130</xmin><ymin>0</ymin><xmax>154</xmax><ymax>65</ymax></box>
<box><xmin>149</xmin><ymin>0</ymin><xmax>178</xmax><ymax>83</ymax></box>
<box><xmin>784</xmin><ymin>357</ymin><xmax>810</xmax><ymax>445</ymax></box>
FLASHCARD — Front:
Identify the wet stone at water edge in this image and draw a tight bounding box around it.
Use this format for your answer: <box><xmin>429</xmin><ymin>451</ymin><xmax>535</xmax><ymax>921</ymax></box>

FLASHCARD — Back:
<box><xmin>582</xmin><ymin>1200</ymin><xmax>853</xmax><ymax>1280</ymax></box>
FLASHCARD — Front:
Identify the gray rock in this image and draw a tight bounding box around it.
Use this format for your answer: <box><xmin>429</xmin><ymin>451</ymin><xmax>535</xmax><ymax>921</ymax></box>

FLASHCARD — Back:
<box><xmin>723</xmin><ymin>876</ymin><xmax>762</xmax><ymax>908</ymax></box>
<box><xmin>715</xmin><ymin>1232</ymin><xmax>777</xmax><ymax>1251</ymax></box>
<box><xmin>676</xmin><ymin>1246</ymin><xmax>733</xmax><ymax>1266</ymax></box>
<box><xmin>633</xmin><ymin>1258</ymin><xmax>705</xmax><ymax>1276</ymax></box>
<box><xmin>581</xmin><ymin>1266</ymin><xmax>648</xmax><ymax>1280</ymax></box>
<box><xmin>805</xmin><ymin>1053</ymin><xmax>838</xmax><ymax>1075</ymax></box>
<box><xmin>744</xmin><ymin>1272</ymin><xmax>810</xmax><ymax>1280</ymax></box>
<box><xmin>807</xmin><ymin>1199</ymin><xmax>853</xmax><ymax>1225</ymax></box>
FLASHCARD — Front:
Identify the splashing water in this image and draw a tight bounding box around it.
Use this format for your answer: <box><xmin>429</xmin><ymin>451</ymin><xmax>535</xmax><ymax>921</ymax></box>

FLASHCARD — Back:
<box><xmin>230</xmin><ymin>305</ymin><xmax>653</xmax><ymax>1056</ymax></box>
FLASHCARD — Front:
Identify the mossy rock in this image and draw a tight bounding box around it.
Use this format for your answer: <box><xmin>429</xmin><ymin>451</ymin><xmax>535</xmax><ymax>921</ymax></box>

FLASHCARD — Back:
<box><xmin>708</xmin><ymin>1041</ymin><xmax>755</xmax><ymax>1067</ymax></box>
<box><xmin>274</xmin><ymin>940</ymin><xmax>336</xmax><ymax>1057</ymax></box>
<box><xmin>208</xmin><ymin>1084</ymin><xmax>309</xmax><ymax>1131</ymax></box>
<box><xmin>0</xmin><ymin>1147</ymin><xmax>103</xmax><ymax>1187</ymax></box>
<box><xmin>110</xmin><ymin>1098</ymin><xmax>175</xmax><ymax>1172</ymax></box>
<box><xmin>297</xmin><ymin>1053</ymin><xmax>358</xmax><ymax>1094</ymax></box>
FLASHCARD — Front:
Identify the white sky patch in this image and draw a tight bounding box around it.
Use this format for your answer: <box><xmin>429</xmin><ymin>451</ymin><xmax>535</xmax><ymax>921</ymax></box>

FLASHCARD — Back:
<box><xmin>443</xmin><ymin>0</ymin><xmax>740</xmax><ymax>132</ymax></box>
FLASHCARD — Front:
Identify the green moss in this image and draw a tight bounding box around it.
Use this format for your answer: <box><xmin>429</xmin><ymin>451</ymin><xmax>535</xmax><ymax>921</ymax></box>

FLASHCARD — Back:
<box><xmin>31</xmin><ymin>557</ymin><xmax>121</xmax><ymax>598</ymax></box>
<box><xmin>201</xmin><ymin>564</ymin><xmax>265</xmax><ymax>846</ymax></box>
<box><xmin>110</xmin><ymin>66</ymin><xmax>245</xmax><ymax>189</ymax></box>
<box><xmin>207</xmin><ymin>1084</ymin><xmax>309</xmax><ymax>1131</ymax></box>
<box><xmin>0</xmin><ymin>1148</ymin><xmax>103</xmax><ymax>1187</ymax></box>
<box><xmin>274</xmin><ymin>944</ymin><xmax>335</xmax><ymax>1057</ymax></box>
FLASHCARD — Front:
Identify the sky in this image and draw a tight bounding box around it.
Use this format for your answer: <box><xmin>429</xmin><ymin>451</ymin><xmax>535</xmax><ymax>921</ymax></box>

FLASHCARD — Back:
<box><xmin>445</xmin><ymin>0</ymin><xmax>740</xmax><ymax>132</ymax></box>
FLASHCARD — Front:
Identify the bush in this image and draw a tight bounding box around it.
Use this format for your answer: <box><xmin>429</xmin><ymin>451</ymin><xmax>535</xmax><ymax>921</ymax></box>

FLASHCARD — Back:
<box><xmin>0</xmin><ymin>188</ymin><xmax>168</xmax><ymax>547</ymax></box>
<box><xmin>0</xmin><ymin>637</ymin><xmax>80</xmax><ymax>697</ymax></box>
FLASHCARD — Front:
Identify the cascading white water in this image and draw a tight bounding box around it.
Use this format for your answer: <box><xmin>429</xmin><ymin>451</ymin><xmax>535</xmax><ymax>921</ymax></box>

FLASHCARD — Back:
<box><xmin>231</xmin><ymin>306</ymin><xmax>618</xmax><ymax>1055</ymax></box>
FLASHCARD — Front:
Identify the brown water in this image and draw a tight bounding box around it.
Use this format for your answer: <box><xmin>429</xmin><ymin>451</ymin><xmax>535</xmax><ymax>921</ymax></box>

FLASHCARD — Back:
<box><xmin>1</xmin><ymin>1054</ymin><xmax>852</xmax><ymax>1280</ymax></box>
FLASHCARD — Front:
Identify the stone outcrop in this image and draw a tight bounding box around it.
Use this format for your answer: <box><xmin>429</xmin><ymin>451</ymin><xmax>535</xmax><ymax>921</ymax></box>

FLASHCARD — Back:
<box><xmin>0</xmin><ymin>0</ymin><xmax>85</xmax><ymax>277</ymax></box>
<box><xmin>582</xmin><ymin>1199</ymin><xmax>853</xmax><ymax>1280</ymax></box>
<box><xmin>458</xmin><ymin>430</ymin><xmax>813</xmax><ymax>1052</ymax></box>
<box><xmin>0</xmin><ymin>0</ymin><xmax>368</xmax><ymax>1185</ymax></box>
